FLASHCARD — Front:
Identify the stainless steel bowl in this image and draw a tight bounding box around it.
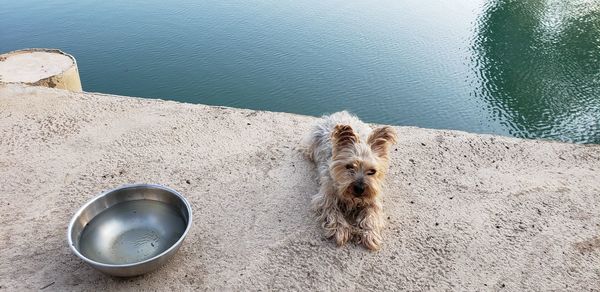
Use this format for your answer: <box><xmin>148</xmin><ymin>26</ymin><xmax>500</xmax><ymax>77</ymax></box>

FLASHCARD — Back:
<box><xmin>67</xmin><ymin>184</ymin><xmax>192</xmax><ymax>277</ymax></box>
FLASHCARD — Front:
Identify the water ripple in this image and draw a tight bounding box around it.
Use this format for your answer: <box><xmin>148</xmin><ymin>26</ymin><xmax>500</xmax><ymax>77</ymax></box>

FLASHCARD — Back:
<box><xmin>470</xmin><ymin>0</ymin><xmax>600</xmax><ymax>143</ymax></box>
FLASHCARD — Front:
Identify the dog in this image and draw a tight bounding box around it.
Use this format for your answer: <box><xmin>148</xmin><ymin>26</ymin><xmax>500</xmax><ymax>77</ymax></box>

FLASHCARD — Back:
<box><xmin>303</xmin><ymin>111</ymin><xmax>397</xmax><ymax>250</ymax></box>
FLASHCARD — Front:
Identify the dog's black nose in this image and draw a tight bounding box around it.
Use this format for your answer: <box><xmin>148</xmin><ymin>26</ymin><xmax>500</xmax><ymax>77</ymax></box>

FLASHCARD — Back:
<box><xmin>352</xmin><ymin>181</ymin><xmax>365</xmax><ymax>196</ymax></box>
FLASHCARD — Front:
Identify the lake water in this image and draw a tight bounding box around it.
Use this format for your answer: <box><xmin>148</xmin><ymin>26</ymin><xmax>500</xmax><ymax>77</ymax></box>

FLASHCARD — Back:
<box><xmin>2</xmin><ymin>0</ymin><xmax>599</xmax><ymax>143</ymax></box>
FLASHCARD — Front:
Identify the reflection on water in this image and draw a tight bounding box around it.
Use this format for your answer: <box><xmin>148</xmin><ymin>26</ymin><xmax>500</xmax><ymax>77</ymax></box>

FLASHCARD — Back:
<box><xmin>472</xmin><ymin>0</ymin><xmax>600</xmax><ymax>143</ymax></box>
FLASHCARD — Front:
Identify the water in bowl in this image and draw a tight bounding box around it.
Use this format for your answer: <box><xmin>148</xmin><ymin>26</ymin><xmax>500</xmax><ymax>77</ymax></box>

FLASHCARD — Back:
<box><xmin>77</xmin><ymin>199</ymin><xmax>186</xmax><ymax>265</ymax></box>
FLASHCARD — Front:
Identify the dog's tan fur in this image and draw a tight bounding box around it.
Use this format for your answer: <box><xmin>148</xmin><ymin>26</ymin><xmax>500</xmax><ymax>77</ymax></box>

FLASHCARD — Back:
<box><xmin>303</xmin><ymin>111</ymin><xmax>397</xmax><ymax>250</ymax></box>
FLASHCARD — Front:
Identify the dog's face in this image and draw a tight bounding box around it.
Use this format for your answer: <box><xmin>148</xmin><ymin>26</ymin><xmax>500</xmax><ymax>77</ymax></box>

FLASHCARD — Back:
<box><xmin>330</xmin><ymin>124</ymin><xmax>397</xmax><ymax>205</ymax></box>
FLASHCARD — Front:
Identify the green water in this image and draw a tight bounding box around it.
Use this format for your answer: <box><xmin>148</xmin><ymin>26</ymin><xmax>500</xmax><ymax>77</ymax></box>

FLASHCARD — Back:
<box><xmin>1</xmin><ymin>0</ymin><xmax>599</xmax><ymax>143</ymax></box>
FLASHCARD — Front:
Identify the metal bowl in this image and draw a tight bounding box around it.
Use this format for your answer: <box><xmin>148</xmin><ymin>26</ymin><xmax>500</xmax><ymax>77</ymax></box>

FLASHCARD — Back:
<box><xmin>67</xmin><ymin>184</ymin><xmax>192</xmax><ymax>277</ymax></box>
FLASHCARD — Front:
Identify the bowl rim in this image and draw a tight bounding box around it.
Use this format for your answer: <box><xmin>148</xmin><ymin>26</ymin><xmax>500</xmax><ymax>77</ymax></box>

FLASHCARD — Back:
<box><xmin>66</xmin><ymin>183</ymin><xmax>193</xmax><ymax>269</ymax></box>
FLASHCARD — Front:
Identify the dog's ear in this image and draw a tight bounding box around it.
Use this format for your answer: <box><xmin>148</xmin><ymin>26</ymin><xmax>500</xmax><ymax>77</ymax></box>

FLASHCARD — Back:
<box><xmin>332</xmin><ymin>125</ymin><xmax>358</xmax><ymax>157</ymax></box>
<box><xmin>367</xmin><ymin>126</ymin><xmax>397</xmax><ymax>159</ymax></box>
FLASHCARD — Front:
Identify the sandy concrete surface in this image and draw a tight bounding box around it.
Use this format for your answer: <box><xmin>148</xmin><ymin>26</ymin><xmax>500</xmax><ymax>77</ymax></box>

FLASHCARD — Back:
<box><xmin>0</xmin><ymin>49</ymin><xmax>82</xmax><ymax>91</ymax></box>
<box><xmin>0</xmin><ymin>83</ymin><xmax>599</xmax><ymax>291</ymax></box>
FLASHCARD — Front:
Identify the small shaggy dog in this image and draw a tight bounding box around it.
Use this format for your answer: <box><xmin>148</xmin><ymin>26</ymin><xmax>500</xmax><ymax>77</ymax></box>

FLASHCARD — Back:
<box><xmin>303</xmin><ymin>111</ymin><xmax>397</xmax><ymax>250</ymax></box>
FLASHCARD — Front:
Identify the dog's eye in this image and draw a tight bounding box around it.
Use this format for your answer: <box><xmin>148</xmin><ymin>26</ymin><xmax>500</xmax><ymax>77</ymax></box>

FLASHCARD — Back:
<box><xmin>345</xmin><ymin>164</ymin><xmax>354</xmax><ymax>170</ymax></box>
<box><xmin>367</xmin><ymin>169</ymin><xmax>377</xmax><ymax>175</ymax></box>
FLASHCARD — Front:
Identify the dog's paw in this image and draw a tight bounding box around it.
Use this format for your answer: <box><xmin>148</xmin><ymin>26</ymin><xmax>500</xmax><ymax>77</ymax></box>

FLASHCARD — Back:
<box><xmin>360</xmin><ymin>230</ymin><xmax>382</xmax><ymax>251</ymax></box>
<box><xmin>334</xmin><ymin>225</ymin><xmax>352</xmax><ymax>246</ymax></box>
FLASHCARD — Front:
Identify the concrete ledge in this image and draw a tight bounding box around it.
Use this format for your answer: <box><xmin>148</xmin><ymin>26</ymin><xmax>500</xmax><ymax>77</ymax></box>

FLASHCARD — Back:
<box><xmin>0</xmin><ymin>49</ymin><xmax>82</xmax><ymax>92</ymax></box>
<box><xmin>0</xmin><ymin>84</ymin><xmax>599</xmax><ymax>290</ymax></box>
